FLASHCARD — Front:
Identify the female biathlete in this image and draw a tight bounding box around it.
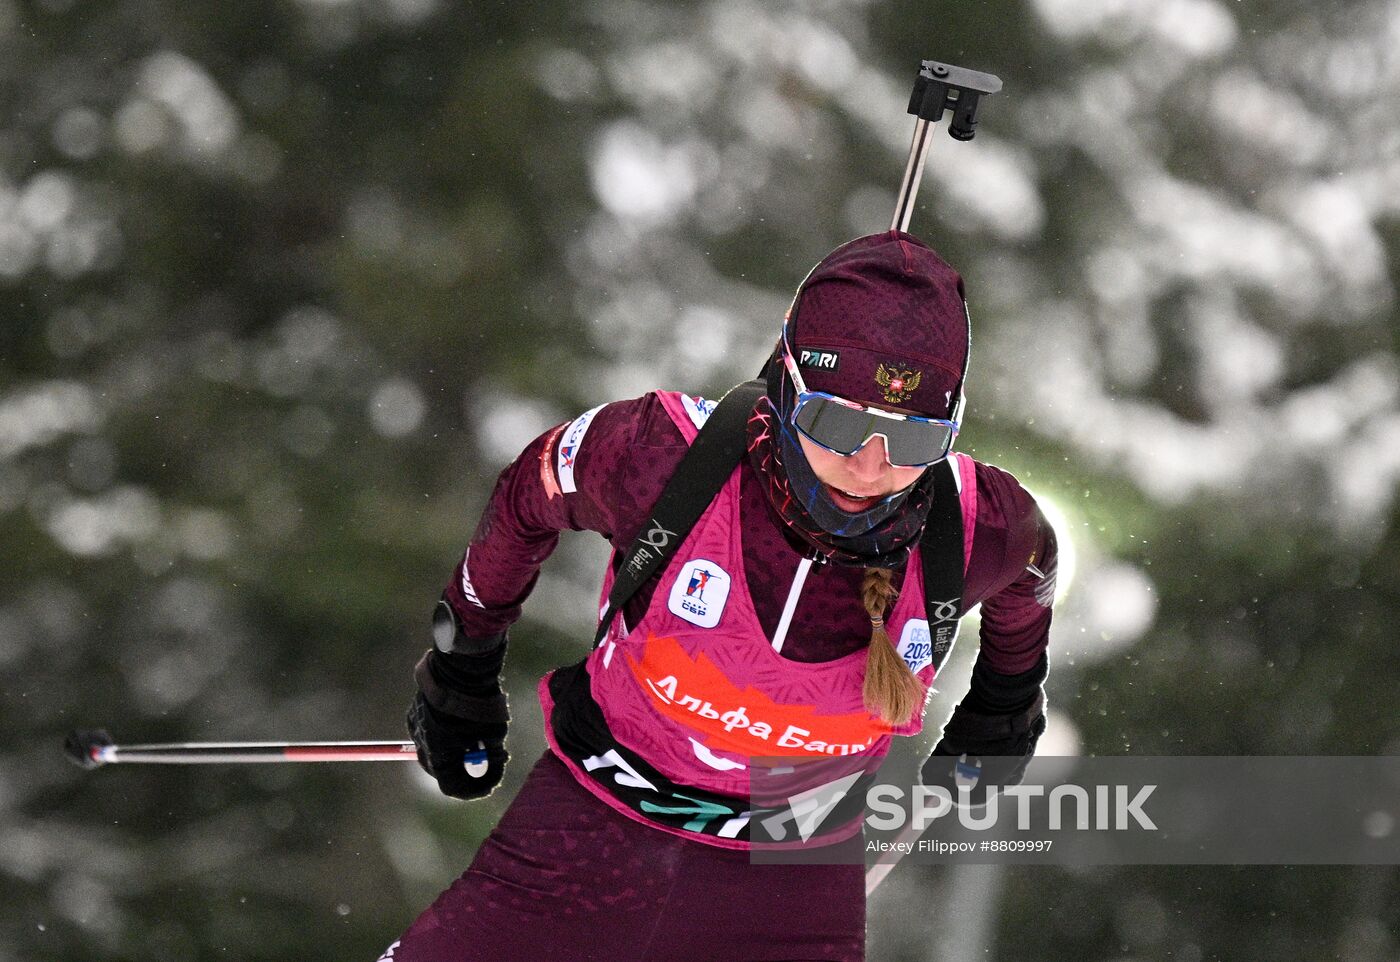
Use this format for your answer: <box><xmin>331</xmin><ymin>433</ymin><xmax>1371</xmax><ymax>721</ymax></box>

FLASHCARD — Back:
<box><xmin>384</xmin><ymin>230</ymin><xmax>1056</xmax><ymax>962</ymax></box>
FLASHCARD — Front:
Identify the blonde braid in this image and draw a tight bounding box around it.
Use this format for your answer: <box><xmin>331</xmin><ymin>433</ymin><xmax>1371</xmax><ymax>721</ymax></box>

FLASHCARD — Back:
<box><xmin>861</xmin><ymin>567</ymin><xmax>925</xmax><ymax>726</ymax></box>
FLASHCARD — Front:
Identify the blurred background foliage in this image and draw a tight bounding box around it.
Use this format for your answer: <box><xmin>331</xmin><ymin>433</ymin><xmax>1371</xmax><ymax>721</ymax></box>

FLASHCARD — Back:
<box><xmin>3</xmin><ymin>0</ymin><xmax>1399</xmax><ymax>958</ymax></box>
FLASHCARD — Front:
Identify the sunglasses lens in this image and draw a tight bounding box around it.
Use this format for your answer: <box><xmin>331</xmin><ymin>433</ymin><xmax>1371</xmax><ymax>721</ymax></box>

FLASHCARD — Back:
<box><xmin>793</xmin><ymin>396</ymin><xmax>953</xmax><ymax>466</ymax></box>
<box><xmin>794</xmin><ymin>398</ymin><xmax>870</xmax><ymax>454</ymax></box>
<box><xmin>884</xmin><ymin>421</ymin><xmax>953</xmax><ymax>467</ymax></box>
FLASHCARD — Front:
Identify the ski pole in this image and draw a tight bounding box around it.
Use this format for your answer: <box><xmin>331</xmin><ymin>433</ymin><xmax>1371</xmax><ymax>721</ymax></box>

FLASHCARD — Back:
<box><xmin>64</xmin><ymin>729</ymin><xmax>489</xmax><ymax>772</ymax></box>
<box><xmin>891</xmin><ymin>59</ymin><xmax>1003</xmax><ymax>233</ymax></box>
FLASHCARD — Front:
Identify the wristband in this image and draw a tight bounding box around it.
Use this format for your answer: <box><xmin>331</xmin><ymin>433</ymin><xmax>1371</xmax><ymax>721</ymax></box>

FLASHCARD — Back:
<box><xmin>432</xmin><ymin>599</ymin><xmax>508</xmax><ymax>656</ymax></box>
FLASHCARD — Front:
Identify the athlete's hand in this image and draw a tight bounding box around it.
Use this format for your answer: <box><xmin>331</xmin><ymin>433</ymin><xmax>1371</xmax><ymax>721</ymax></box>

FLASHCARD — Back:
<box><xmin>920</xmin><ymin>691</ymin><xmax>1045</xmax><ymax>807</ymax></box>
<box><xmin>406</xmin><ymin>692</ymin><xmax>509</xmax><ymax>800</ymax></box>
<box><xmin>407</xmin><ymin>646</ymin><xmax>510</xmax><ymax>800</ymax></box>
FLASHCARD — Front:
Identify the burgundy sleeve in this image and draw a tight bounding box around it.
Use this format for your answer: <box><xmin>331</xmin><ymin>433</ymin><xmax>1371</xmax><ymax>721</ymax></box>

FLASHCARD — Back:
<box><xmin>969</xmin><ymin>463</ymin><xmax>1058</xmax><ymax>676</ymax></box>
<box><xmin>441</xmin><ymin>394</ymin><xmax>687</xmax><ymax>639</ymax></box>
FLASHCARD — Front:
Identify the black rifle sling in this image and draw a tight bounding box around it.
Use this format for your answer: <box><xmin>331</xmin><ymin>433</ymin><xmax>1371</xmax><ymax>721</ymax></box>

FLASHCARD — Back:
<box><xmin>593</xmin><ymin>380</ymin><xmax>764</xmax><ymax>648</ymax></box>
<box><xmin>920</xmin><ymin>456</ymin><xmax>966</xmax><ymax>675</ymax></box>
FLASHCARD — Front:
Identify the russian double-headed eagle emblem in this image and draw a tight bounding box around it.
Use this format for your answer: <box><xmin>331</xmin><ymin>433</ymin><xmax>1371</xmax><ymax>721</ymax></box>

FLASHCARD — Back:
<box><xmin>875</xmin><ymin>364</ymin><xmax>922</xmax><ymax>405</ymax></box>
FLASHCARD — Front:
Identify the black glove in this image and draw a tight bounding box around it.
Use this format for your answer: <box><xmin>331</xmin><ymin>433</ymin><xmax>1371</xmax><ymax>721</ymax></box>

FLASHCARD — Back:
<box><xmin>407</xmin><ymin>617</ymin><xmax>511</xmax><ymax>800</ymax></box>
<box><xmin>921</xmin><ymin>655</ymin><xmax>1047</xmax><ymax>806</ymax></box>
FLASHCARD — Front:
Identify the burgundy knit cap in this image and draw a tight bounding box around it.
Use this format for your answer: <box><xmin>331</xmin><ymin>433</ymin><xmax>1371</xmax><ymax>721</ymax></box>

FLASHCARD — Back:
<box><xmin>787</xmin><ymin>230</ymin><xmax>968</xmax><ymax>419</ymax></box>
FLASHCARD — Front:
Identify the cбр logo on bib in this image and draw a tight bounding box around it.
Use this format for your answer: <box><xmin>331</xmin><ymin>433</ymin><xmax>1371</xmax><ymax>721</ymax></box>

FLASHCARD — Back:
<box><xmin>667</xmin><ymin>558</ymin><xmax>732</xmax><ymax>629</ymax></box>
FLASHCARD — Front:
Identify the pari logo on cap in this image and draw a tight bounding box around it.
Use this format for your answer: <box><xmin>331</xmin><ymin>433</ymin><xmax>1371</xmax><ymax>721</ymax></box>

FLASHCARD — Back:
<box><xmin>875</xmin><ymin>364</ymin><xmax>922</xmax><ymax>405</ymax></box>
<box><xmin>667</xmin><ymin>558</ymin><xmax>732</xmax><ymax>629</ymax></box>
<box><xmin>798</xmin><ymin>349</ymin><xmax>840</xmax><ymax>371</ymax></box>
